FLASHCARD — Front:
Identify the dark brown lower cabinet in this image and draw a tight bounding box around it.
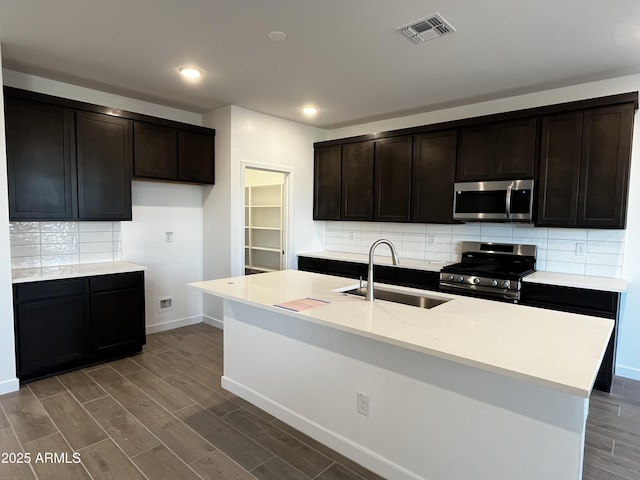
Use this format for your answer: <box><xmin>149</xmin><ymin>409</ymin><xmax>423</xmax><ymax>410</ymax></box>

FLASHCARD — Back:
<box><xmin>14</xmin><ymin>279</ymin><xmax>87</xmax><ymax>378</ymax></box>
<box><xmin>90</xmin><ymin>272</ymin><xmax>146</xmax><ymax>360</ymax></box>
<box><xmin>520</xmin><ymin>282</ymin><xmax>619</xmax><ymax>393</ymax></box>
<box><xmin>13</xmin><ymin>271</ymin><xmax>145</xmax><ymax>382</ymax></box>
<box><xmin>297</xmin><ymin>256</ymin><xmax>440</xmax><ymax>291</ymax></box>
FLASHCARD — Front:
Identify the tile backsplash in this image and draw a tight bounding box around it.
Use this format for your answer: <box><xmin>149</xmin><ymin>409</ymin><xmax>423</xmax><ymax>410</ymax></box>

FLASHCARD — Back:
<box><xmin>323</xmin><ymin>222</ymin><xmax>625</xmax><ymax>278</ymax></box>
<box><xmin>10</xmin><ymin>221</ymin><xmax>122</xmax><ymax>269</ymax></box>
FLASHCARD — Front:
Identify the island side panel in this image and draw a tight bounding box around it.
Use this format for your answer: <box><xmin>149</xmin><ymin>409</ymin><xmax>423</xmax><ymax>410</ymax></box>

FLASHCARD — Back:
<box><xmin>221</xmin><ymin>299</ymin><xmax>588</xmax><ymax>480</ymax></box>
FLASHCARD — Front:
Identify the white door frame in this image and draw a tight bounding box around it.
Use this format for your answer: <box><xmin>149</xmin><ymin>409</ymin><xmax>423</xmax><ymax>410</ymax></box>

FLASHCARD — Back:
<box><xmin>240</xmin><ymin>161</ymin><xmax>293</xmax><ymax>275</ymax></box>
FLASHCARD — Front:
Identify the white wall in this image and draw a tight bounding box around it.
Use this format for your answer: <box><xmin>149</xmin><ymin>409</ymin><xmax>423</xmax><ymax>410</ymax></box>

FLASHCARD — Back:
<box><xmin>201</xmin><ymin>106</ymin><xmax>327</xmax><ymax>324</ymax></box>
<box><xmin>201</xmin><ymin>106</ymin><xmax>232</xmax><ymax>327</ymax></box>
<box><xmin>122</xmin><ymin>181</ymin><xmax>204</xmax><ymax>333</ymax></box>
<box><xmin>326</xmin><ymin>74</ymin><xmax>640</xmax><ymax>380</ymax></box>
<box><xmin>0</xmin><ymin>49</ymin><xmax>20</xmax><ymax>395</ymax></box>
<box><xmin>3</xmin><ymin>70</ymin><xmax>207</xmax><ymax>336</ymax></box>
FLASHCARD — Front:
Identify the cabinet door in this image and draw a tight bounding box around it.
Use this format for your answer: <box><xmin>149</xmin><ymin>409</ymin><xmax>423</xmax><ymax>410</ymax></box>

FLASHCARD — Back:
<box><xmin>76</xmin><ymin>112</ymin><xmax>132</xmax><ymax>220</ymax></box>
<box><xmin>177</xmin><ymin>130</ymin><xmax>215</xmax><ymax>184</ymax></box>
<box><xmin>133</xmin><ymin>122</ymin><xmax>178</xmax><ymax>180</ymax></box>
<box><xmin>374</xmin><ymin>136</ymin><xmax>412</xmax><ymax>222</ymax></box>
<box><xmin>578</xmin><ymin>104</ymin><xmax>633</xmax><ymax>228</ymax></box>
<box><xmin>341</xmin><ymin>141</ymin><xmax>374</xmax><ymax>221</ymax></box>
<box><xmin>456</xmin><ymin>125</ymin><xmax>495</xmax><ymax>181</ymax></box>
<box><xmin>536</xmin><ymin>112</ymin><xmax>583</xmax><ymax>226</ymax></box>
<box><xmin>5</xmin><ymin>98</ymin><xmax>76</xmax><ymax>220</ymax></box>
<box><xmin>313</xmin><ymin>146</ymin><xmax>342</xmax><ymax>220</ymax></box>
<box><xmin>14</xmin><ymin>281</ymin><xmax>87</xmax><ymax>379</ymax></box>
<box><xmin>90</xmin><ymin>274</ymin><xmax>145</xmax><ymax>359</ymax></box>
<box><xmin>494</xmin><ymin>118</ymin><xmax>537</xmax><ymax>179</ymax></box>
<box><xmin>411</xmin><ymin>131</ymin><xmax>457</xmax><ymax>223</ymax></box>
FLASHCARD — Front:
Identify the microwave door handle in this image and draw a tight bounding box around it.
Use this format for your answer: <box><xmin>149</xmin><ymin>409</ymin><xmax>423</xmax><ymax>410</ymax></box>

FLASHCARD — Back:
<box><xmin>505</xmin><ymin>182</ymin><xmax>513</xmax><ymax>219</ymax></box>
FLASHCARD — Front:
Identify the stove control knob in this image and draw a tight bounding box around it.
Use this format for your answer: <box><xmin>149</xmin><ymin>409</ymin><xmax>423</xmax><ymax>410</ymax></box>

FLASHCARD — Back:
<box><xmin>447</xmin><ymin>274</ymin><xmax>455</xmax><ymax>281</ymax></box>
<box><xmin>457</xmin><ymin>276</ymin><xmax>465</xmax><ymax>283</ymax></box>
<box><xmin>501</xmin><ymin>280</ymin><xmax>511</xmax><ymax>289</ymax></box>
<box><xmin>473</xmin><ymin>277</ymin><xmax>480</xmax><ymax>285</ymax></box>
<box><xmin>490</xmin><ymin>280</ymin><xmax>498</xmax><ymax>287</ymax></box>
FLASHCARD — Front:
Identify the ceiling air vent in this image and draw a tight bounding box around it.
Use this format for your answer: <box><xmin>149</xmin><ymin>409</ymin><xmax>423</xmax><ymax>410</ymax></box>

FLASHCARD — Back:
<box><xmin>398</xmin><ymin>13</ymin><xmax>455</xmax><ymax>44</ymax></box>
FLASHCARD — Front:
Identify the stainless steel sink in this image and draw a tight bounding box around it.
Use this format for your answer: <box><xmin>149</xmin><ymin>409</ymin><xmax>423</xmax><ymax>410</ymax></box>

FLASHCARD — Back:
<box><xmin>344</xmin><ymin>287</ymin><xmax>450</xmax><ymax>309</ymax></box>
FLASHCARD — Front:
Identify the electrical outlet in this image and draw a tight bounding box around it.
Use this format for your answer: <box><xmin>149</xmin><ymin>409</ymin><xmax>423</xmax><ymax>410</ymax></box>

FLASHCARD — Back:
<box><xmin>67</xmin><ymin>234</ymin><xmax>77</xmax><ymax>248</ymax></box>
<box><xmin>356</xmin><ymin>392</ymin><xmax>370</xmax><ymax>417</ymax></box>
<box><xmin>165</xmin><ymin>232</ymin><xmax>173</xmax><ymax>243</ymax></box>
<box><xmin>427</xmin><ymin>235</ymin><xmax>436</xmax><ymax>246</ymax></box>
<box><xmin>575</xmin><ymin>242</ymin><xmax>586</xmax><ymax>256</ymax></box>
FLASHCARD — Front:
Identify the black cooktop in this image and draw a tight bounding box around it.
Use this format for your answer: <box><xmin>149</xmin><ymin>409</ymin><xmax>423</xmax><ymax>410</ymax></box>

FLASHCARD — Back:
<box><xmin>441</xmin><ymin>242</ymin><xmax>536</xmax><ymax>280</ymax></box>
<box><xmin>441</xmin><ymin>261</ymin><xmax>535</xmax><ymax>280</ymax></box>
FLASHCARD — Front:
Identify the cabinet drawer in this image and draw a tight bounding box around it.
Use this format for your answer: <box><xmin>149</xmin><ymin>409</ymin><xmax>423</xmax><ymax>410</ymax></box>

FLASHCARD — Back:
<box><xmin>520</xmin><ymin>283</ymin><xmax>618</xmax><ymax>318</ymax></box>
<box><xmin>90</xmin><ymin>271</ymin><xmax>144</xmax><ymax>293</ymax></box>
<box><xmin>14</xmin><ymin>278</ymin><xmax>85</xmax><ymax>302</ymax></box>
<box><xmin>298</xmin><ymin>256</ymin><xmax>327</xmax><ymax>274</ymax></box>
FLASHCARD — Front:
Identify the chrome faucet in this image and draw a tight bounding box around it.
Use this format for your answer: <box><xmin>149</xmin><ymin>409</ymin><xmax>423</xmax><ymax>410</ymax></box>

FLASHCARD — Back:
<box><xmin>366</xmin><ymin>239</ymin><xmax>400</xmax><ymax>302</ymax></box>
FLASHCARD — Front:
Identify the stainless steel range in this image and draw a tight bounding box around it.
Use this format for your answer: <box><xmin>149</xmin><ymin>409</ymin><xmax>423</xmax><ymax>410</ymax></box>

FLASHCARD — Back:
<box><xmin>439</xmin><ymin>242</ymin><xmax>536</xmax><ymax>303</ymax></box>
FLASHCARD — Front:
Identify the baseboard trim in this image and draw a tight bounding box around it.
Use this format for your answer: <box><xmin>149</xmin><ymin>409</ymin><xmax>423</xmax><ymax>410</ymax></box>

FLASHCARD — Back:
<box><xmin>0</xmin><ymin>377</ymin><xmax>20</xmax><ymax>395</ymax></box>
<box><xmin>615</xmin><ymin>365</ymin><xmax>640</xmax><ymax>382</ymax></box>
<box><xmin>146</xmin><ymin>315</ymin><xmax>203</xmax><ymax>335</ymax></box>
<box><xmin>203</xmin><ymin>315</ymin><xmax>223</xmax><ymax>330</ymax></box>
<box><xmin>221</xmin><ymin>376</ymin><xmax>421</xmax><ymax>480</ymax></box>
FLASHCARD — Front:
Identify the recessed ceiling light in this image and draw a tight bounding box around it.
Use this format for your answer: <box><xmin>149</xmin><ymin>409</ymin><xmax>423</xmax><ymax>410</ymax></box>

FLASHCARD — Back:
<box><xmin>302</xmin><ymin>106</ymin><xmax>319</xmax><ymax>116</ymax></box>
<box><xmin>268</xmin><ymin>31</ymin><xmax>287</xmax><ymax>42</ymax></box>
<box><xmin>178</xmin><ymin>66</ymin><xmax>202</xmax><ymax>79</ymax></box>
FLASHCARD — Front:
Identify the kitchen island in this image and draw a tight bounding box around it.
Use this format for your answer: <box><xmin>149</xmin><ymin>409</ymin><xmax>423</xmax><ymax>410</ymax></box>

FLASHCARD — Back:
<box><xmin>189</xmin><ymin>269</ymin><xmax>613</xmax><ymax>480</ymax></box>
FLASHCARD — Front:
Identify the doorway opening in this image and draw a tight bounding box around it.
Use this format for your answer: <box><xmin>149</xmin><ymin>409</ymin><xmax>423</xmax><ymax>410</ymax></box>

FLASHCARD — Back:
<box><xmin>243</xmin><ymin>167</ymin><xmax>288</xmax><ymax>275</ymax></box>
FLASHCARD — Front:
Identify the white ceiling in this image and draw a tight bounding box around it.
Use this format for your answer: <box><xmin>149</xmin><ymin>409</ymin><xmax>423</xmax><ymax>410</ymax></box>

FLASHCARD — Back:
<box><xmin>1</xmin><ymin>0</ymin><xmax>640</xmax><ymax>128</ymax></box>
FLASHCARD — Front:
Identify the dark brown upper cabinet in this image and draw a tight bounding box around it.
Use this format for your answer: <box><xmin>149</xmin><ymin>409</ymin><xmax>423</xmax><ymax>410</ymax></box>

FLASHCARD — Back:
<box><xmin>457</xmin><ymin>118</ymin><xmax>537</xmax><ymax>181</ymax></box>
<box><xmin>76</xmin><ymin>112</ymin><xmax>132</xmax><ymax>221</ymax></box>
<box><xmin>5</xmin><ymin>95</ymin><xmax>132</xmax><ymax>221</ymax></box>
<box><xmin>411</xmin><ymin>131</ymin><xmax>457</xmax><ymax>223</ymax></box>
<box><xmin>341</xmin><ymin>141</ymin><xmax>374</xmax><ymax>221</ymax></box>
<box><xmin>313</xmin><ymin>145</ymin><xmax>342</xmax><ymax>220</ymax></box>
<box><xmin>537</xmin><ymin>104</ymin><xmax>634</xmax><ymax>228</ymax></box>
<box><xmin>536</xmin><ymin>112</ymin><xmax>583</xmax><ymax>225</ymax></box>
<box><xmin>4</xmin><ymin>87</ymin><xmax>215</xmax><ymax>222</ymax></box>
<box><xmin>133</xmin><ymin>122</ymin><xmax>178</xmax><ymax>180</ymax></box>
<box><xmin>374</xmin><ymin>136</ymin><xmax>412</xmax><ymax>222</ymax></box>
<box><xmin>313</xmin><ymin>91</ymin><xmax>636</xmax><ymax>228</ymax></box>
<box><xmin>132</xmin><ymin>123</ymin><xmax>214</xmax><ymax>185</ymax></box>
<box><xmin>312</xmin><ymin>141</ymin><xmax>374</xmax><ymax>221</ymax></box>
<box><xmin>5</xmin><ymin>97</ymin><xmax>77</xmax><ymax>220</ymax></box>
<box><xmin>177</xmin><ymin>130</ymin><xmax>215</xmax><ymax>184</ymax></box>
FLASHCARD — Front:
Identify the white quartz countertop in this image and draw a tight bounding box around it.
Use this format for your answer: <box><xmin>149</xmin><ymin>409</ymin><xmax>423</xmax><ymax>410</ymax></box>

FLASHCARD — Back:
<box><xmin>12</xmin><ymin>261</ymin><xmax>146</xmax><ymax>283</ymax></box>
<box><xmin>189</xmin><ymin>269</ymin><xmax>613</xmax><ymax>398</ymax></box>
<box><xmin>299</xmin><ymin>250</ymin><xmax>628</xmax><ymax>292</ymax></box>
<box><xmin>524</xmin><ymin>271</ymin><xmax>628</xmax><ymax>293</ymax></box>
<box><xmin>298</xmin><ymin>250</ymin><xmax>449</xmax><ymax>272</ymax></box>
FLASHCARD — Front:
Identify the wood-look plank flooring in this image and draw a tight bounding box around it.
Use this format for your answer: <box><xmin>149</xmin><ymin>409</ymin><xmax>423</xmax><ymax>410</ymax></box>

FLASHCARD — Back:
<box><xmin>0</xmin><ymin>323</ymin><xmax>638</xmax><ymax>480</ymax></box>
<box><xmin>0</xmin><ymin>324</ymin><xmax>383</xmax><ymax>480</ymax></box>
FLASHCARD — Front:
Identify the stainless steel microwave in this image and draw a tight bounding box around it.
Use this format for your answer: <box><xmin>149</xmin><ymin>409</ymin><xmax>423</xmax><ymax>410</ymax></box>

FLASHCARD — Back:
<box><xmin>453</xmin><ymin>179</ymin><xmax>534</xmax><ymax>222</ymax></box>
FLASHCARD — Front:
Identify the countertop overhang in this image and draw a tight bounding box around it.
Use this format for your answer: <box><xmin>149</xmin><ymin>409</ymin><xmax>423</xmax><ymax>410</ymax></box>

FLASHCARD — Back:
<box><xmin>189</xmin><ymin>269</ymin><xmax>613</xmax><ymax>398</ymax></box>
<box><xmin>12</xmin><ymin>261</ymin><xmax>147</xmax><ymax>283</ymax></box>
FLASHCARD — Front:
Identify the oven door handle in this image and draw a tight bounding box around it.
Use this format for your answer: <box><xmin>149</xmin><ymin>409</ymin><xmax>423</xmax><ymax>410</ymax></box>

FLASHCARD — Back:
<box><xmin>505</xmin><ymin>181</ymin><xmax>513</xmax><ymax>219</ymax></box>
